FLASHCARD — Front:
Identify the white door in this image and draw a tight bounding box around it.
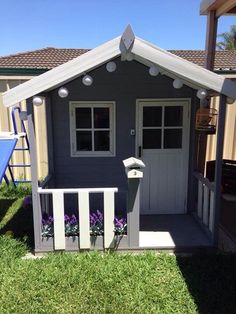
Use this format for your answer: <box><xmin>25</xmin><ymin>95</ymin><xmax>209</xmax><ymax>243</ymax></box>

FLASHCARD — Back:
<box><xmin>137</xmin><ymin>100</ymin><xmax>190</xmax><ymax>214</ymax></box>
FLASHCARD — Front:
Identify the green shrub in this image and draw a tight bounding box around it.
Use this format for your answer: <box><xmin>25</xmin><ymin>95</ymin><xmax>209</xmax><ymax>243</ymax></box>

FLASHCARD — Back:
<box><xmin>0</xmin><ymin>182</ymin><xmax>32</xmax><ymax>199</ymax></box>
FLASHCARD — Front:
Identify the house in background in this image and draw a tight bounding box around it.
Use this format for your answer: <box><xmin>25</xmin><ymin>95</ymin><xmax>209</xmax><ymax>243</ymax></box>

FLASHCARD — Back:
<box><xmin>1</xmin><ymin>26</ymin><xmax>236</xmax><ymax>253</ymax></box>
<box><xmin>1</xmin><ymin>48</ymin><xmax>236</xmax><ymax>181</ymax></box>
<box><xmin>0</xmin><ymin>48</ymin><xmax>88</xmax><ymax>180</ymax></box>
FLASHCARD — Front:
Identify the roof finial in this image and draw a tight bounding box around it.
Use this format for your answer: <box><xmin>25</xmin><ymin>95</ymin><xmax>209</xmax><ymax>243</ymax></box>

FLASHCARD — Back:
<box><xmin>120</xmin><ymin>24</ymin><xmax>135</xmax><ymax>51</ymax></box>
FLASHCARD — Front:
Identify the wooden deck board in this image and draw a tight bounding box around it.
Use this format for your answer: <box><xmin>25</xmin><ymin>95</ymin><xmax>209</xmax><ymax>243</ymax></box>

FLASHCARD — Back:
<box><xmin>139</xmin><ymin>214</ymin><xmax>212</xmax><ymax>248</ymax></box>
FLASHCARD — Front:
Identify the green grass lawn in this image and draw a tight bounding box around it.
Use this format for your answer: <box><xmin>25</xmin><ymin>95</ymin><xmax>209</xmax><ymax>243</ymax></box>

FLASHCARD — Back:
<box><xmin>0</xmin><ymin>183</ymin><xmax>34</xmax><ymax>247</ymax></box>
<box><xmin>1</xmin><ymin>183</ymin><xmax>236</xmax><ymax>313</ymax></box>
<box><xmin>0</xmin><ymin>236</ymin><xmax>236</xmax><ymax>314</ymax></box>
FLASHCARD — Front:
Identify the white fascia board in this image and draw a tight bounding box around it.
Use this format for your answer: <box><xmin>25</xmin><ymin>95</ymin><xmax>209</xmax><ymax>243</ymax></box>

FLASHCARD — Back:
<box><xmin>133</xmin><ymin>37</ymin><xmax>236</xmax><ymax>99</ymax></box>
<box><xmin>2</xmin><ymin>36</ymin><xmax>121</xmax><ymax>108</ymax></box>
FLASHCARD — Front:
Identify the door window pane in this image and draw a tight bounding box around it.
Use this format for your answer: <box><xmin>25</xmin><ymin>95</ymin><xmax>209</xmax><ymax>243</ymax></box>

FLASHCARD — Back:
<box><xmin>143</xmin><ymin>129</ymin><xmax>162</xmax><ymax>149</ymax></box>
<box><xmin>94</xmin><ymin>108</ymin><xmax>109</xmax><ymax>128</ymax></box>
<box><xmin>94</xmin><ymin>131</ymin><xmax>110</xmax><ymax>151</ymax></box>
<box><xmin>164</xmin><ymin>129</ymin><xmax>182</xmax><ymax>149</ymax></box>
<box><xmin>76</xmin><ymin>131</ymin><xmax>92</xmax><ymax>151</ymax></box>
<box><xmin>143</xmin><ymin>107</ymin><xmax>162</xmax><ymax>127</ymax></box>
<box><xmin>164</xmin><ymin>106</ymin><xmax>183</xmax><ymax>127</ymax></box>
<box><xmin>76</xmin><ymin>108</ymin><xmax>91</xmax><ymax>128</ymax></box>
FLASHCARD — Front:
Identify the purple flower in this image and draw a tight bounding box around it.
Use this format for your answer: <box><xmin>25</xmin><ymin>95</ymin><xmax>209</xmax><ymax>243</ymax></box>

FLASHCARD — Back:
<box><xmin>47</xmin><ymin>216</ymin><xmax>54</xmax><ymax>224</ymax></box>
<box><xmin>70</xmin><ymin>214</ymin><xmax>78</xmax><ymax>225</ymax></box>
<box><xmin>64</xmin><ymin>214</ymin><xmax>70</xmax><ymax>223</ymax></box>
<box><xmin>96</xmin><ymin>210</ymin><xmax>103</xmax><ymax>222</ymax></box>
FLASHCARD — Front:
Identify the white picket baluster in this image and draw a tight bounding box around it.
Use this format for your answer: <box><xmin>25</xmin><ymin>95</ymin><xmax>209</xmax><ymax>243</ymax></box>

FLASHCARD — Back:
<box><xmin>52</xmin><ymin>191</ymin><xmax>65</xmax><ymax>250</ymax></box>
<box><xmin>203</xmin><ymin>185</ymin><xmax>209</xmax><ymax>226</ymax></box>
<box><xmin>104</xmin><ymin>191</ymin><xmax>115</xmax><ymax>249</ymax></box>
<box><xmin>78</xmin><ymin>191</ymin><xmax>90</xmax><ymax>249</ymax></box>
<box><xmin>197</xmin><ymin>181</ymin><xmax>203</xmax><ymax>218</ymax></box>
<box><xmin>209</xmin><ymin>190</ymin><xmax>214</xmax><ymax>232</ymax></box>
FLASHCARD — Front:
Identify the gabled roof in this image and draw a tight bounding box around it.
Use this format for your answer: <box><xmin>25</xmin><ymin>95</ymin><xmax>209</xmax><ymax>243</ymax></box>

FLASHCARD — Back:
<box><xmin>1</xmin><ymin>47</ymin><xmax>236</xmax><ymax>71</ymax></box>
<box><xmin>2</xmin><ymin>28</ymin><xmax>236</xmax><ymax>108</ymax></box>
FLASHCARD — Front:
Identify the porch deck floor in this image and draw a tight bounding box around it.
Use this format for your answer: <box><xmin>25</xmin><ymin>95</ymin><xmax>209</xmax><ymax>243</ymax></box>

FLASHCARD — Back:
<box><xmin>139</xmin><ymin>214</ymin><xmax>212</xmax><ymax>249</ymax></box>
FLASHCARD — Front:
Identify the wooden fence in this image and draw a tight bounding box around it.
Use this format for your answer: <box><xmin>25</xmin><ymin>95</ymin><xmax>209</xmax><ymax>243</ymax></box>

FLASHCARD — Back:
<box><xmin>0</xmin><ymin>77</ymin><xmax>48</xmax><ymax>180</ymax></box>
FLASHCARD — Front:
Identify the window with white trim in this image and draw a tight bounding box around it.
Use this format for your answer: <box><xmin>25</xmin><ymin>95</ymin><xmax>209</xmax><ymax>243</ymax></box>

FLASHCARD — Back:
<box><xmin>70</xmin><ymin>102</ymin><xmax>115</xmax><ymax>157</ymax></box>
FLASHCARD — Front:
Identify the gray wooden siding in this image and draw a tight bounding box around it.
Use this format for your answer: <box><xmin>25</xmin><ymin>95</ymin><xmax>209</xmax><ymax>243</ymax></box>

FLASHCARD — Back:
<box><xmin>49</xmin><ymin>59</ymin><xmax>196</xmax><ymax>206</ymax></box>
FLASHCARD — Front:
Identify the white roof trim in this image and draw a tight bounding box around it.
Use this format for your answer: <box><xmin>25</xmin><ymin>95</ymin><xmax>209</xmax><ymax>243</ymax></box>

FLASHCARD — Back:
<box><xmin>2</xmin><ymin>33</ymin><xmax>236</xmax><ymax>108</ymax></box>
<box><xmin>133</xmin><ymin>37</ymin><xmax>236</xmax><ymax>98</ymax></box>
<box><xmin>2</xmin><ymin>36</ymin><xmax>121</xmax><ymax>108</ymax></box>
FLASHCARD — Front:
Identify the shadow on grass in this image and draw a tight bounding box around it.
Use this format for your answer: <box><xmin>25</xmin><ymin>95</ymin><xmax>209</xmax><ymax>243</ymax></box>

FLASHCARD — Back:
<box><xmin>177</xmin><ymin>254</ymin><xmax>236</xmax><ymax>314</ymax></box>
<box><xmin>0</xmin><ymin>204</ymin><xmax>34</xmax><ymax>249</ymax></box>
<box><xmin>0</xmin><ymin>199</ymin><xmax>16</xmax><ymax>218</ymax></box>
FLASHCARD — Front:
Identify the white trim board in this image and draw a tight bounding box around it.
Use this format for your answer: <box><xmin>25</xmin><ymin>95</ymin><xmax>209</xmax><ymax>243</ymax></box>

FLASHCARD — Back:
<box><xmin>2</xmin><ymin>27</ymin><xmax>236</xmax><ymax>108</ymax></box>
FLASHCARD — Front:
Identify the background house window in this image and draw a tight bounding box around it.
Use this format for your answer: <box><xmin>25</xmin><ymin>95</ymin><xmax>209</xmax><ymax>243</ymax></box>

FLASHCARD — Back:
<box><xmin>70</xmin><ymin>102</ymin><xmax>115</xmax><ymax>157</ymax></box>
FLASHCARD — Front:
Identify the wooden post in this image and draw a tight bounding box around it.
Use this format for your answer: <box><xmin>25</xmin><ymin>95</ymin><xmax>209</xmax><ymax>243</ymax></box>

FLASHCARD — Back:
<box><xmin>212</xmin><ymin>95</ymin><xmax>227</xmax><ymax>246</ymax></box>
<box><xmin>204</xmin><ymin>10</ymin><xmax>218</xmax><ymax>71</ymax></box>
<box><xmin>27</xmin><ymin>104</ymin><xmax>42</xmax><ymax>252</ymax></box>
<box><xmin>197</xmin><ymin>10</ymin><xmax>218</xmax><ymax>173</ymax></box>
<box><xmin>127</xmin><ymin>179</ymin><xmax>140</xmax><ymax>248</ymax></box>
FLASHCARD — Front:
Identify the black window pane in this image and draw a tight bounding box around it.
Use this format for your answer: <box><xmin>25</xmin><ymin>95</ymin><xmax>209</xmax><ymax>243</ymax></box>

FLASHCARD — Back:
<box><xmin>164</xmin><ymin>129</ymin><xmax>182</xmax><ymax>149</ymax></box>
<box><xmin>94</xmin><ymin>108</ymin><xmax>109</xmax><ymax>128</ymax></box>
<box><xmin>76</xmin><ymin>108</ymin><xmax>91</xmax><ymax>128</ymax></box>
<box><xmin>164</xmin><ymin>106</ymin><xmax>183</xmax><ymax>127</ymax></box>
<box><xmin>143</xmin><ymin>129</ymin><xmax>161</xmax><ymax>149</ymax></box>
<box><xmin>76</xmin><ymin>131</ymin><xmax>92</xmax><ymax>151</ymax></box>
<box><xmin>94</xmin><ymin>131</ymin><xmax>110</xmax><ymax>151</ymax></box>
<box><xmin>143</xmin><ymin>107</ymin><xmax>162</xmax><ymax>127</ymax></box>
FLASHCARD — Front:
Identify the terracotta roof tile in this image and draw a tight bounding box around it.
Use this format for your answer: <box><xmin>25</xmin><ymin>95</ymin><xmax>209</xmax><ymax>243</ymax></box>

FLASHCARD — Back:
<box><xmin>0</xmin><ymin>48</ymin><xmax>89</xmax><ymax>69</ymax></box>
<box><xmin>170</xmin><ymin>50</ymin><xmax>236</xmax><ymax>70</ymax></box>
<box><xmin>0</xmin><ymin>47</ymin><xmax>235</xmax><ymax>71</ymax></box>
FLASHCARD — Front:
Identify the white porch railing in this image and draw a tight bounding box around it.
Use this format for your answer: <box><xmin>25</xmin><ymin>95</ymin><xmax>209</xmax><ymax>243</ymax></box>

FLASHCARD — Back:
<box><xmin>194</xmin><ymin>172</ymin><xmax>215</xmax><ymax>233</ymax></box>
<box><xmin>38</xmin><ymin>187</ymin><xmax>118</xmax><ymax>250</ymax></box>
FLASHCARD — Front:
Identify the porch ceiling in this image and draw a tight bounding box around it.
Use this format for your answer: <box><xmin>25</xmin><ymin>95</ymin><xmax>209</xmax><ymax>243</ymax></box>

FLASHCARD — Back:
<box><xmin>2</xmin><ymin>26</ymin><xmax>236</xmax><ymax>108</ymax></box>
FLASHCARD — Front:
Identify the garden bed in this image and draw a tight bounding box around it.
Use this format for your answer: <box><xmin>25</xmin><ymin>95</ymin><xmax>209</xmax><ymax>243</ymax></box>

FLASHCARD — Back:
<box><xmin>40</xmin><ymin>210</ymin><xmax>128</xmax><ymax>252</ymax></box>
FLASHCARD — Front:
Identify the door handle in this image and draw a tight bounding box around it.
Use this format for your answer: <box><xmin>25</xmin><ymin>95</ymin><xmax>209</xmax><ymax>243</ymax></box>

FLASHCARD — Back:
<box><xmin>138</xmin><ymin>146</ymin><xmax>142</xmax><ymax>158</ymax></box>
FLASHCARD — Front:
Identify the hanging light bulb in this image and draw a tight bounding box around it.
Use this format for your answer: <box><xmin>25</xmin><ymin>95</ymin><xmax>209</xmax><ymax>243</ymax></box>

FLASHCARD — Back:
<box><xmin>106</xmin><ymin>61</ymin><xmax>117</xmax><ymax>72</ymax></box>
<box><xmin>197</xmin><ymin>89</ymin><xmax>207</xmax><ymax>100</ymax></box>
<box><xmin>82</xmin><ymin>75</ymin><xmax>93</xmax><ymax>86</ymax></box>
<box><xmin>33</xmin><ymin>96</ymin><xmax>43</xmax><ymax>106</ymax></box>
<box><xmin>173</xmin><ymin>78</ymin><xmax>183</xmax><ymax>89</ymax></box>
<box><xmin>58</xmin><ymin>87</ymin><xmax>69</xmax><ymax>98</ymax></box>
<box><xmin>226</xmin><ymin>97</ymin><xmax>235</xmax><ymax>104</ymax></box>
<box><xmin>149</xmin><ymin>65</ymin><xmax>159</xmax><ymax>76</ymax></box>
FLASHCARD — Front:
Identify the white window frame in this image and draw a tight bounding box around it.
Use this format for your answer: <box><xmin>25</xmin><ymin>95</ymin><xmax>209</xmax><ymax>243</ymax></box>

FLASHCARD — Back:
<box><xmin>69</xmin><ymin>101</ymin><xmax>116</xmax><ymax>157</ymax></box>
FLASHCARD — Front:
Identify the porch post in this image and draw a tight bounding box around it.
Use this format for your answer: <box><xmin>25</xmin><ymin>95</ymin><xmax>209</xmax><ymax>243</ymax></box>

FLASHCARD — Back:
<box><xmin>27</xmin><ymin>101</ymin><xmax>42</xmax><ymax>252</ymax></box>
<box><xmin>123</xmin><ymin>157</ymin><xmax>145</xmax><ymax>248</ymax></box>
<box><xmin>127</xmin><ymin>179</ymin><xmax>140</xmax><ymax>247</ymax></box>
<box><xmin>212</xmin><ymin>94</ymin><xmax>227</xmax><ymax>246</ymax></box>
